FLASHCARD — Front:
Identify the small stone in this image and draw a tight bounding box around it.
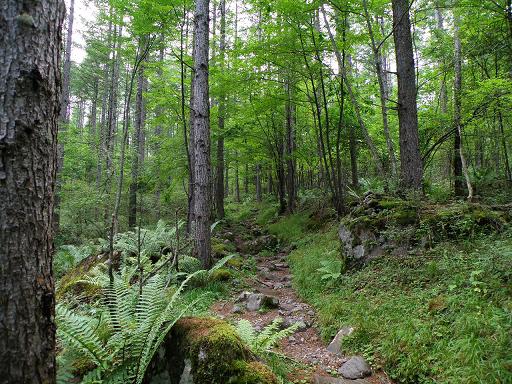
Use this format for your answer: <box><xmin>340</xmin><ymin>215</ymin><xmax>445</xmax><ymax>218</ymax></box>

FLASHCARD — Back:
<box><xmin>231</xmin><ymin>305</ymin><xmax>244</xmax><ymax>314</ymax></box>
<box><xmin>338</xmin><ymin>356</ymin><xmax>371</xmax><ymax>379</ymax></box>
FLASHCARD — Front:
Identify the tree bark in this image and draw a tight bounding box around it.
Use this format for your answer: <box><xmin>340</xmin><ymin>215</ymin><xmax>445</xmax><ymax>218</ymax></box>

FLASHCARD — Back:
<box><xmin>0</xmin><ymin>0</ymin><xmax>64</xmax><ymax>381</ymax></box>
<box><xmin>192</xmin><ymin>0</ymin><xmax>212</xmax><ymax>269</ymax></box>
<box><xmin>128</xmin><ymin>60</ymin><xmax>147</xmax><ymax>228</ymax></box>
<box><xmin>390</xmin><ymin>0</ymin><xmax>423</xmax><ymax>191</ymax></box>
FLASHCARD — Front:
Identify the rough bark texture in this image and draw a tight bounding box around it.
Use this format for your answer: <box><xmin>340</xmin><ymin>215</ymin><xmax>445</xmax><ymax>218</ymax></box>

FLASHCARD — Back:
<box><xmin>0</xmin><ymin>0</ymin><xmax>64</xmax><ymax>382</ymax></box>
<box><xmin>391</xmin><ymin>0</ymin><xmax>424</xmax><ymax>191</ymax></box>
<box><xmin>192</xmin><ymin>0</ymin><xmax>212</xmax><ymax>269</ymax></box>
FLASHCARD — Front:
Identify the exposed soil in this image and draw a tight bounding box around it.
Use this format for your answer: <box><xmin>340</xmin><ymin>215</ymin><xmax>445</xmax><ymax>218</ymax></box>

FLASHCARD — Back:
<box><xmin>212</xmin><ymin>222</ymin><xmax>392</xmax><ymax>384</ymax></box>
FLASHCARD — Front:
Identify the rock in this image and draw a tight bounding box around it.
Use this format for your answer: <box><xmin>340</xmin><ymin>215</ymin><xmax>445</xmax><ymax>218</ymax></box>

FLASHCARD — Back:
<box><xmin>179</xmin><ymin>358</ymin><xmax>194</xmax><ymax>384</ymax></box>
<box><xmin>236</xmin><ymin>291</ymin><xmax>252</xmax><ymax>302</ymax></box>
<box><xmin>231</xmin><ymin>305</ymin><xmax>244</xmax><ymax>314</ymax></box>
<box><xmin>313</xmin><ymin>374</ymin><xmax>371</xmax><ymax>384</ymax></box>
<box><xmin>327</xmin><ymin>326</ymin><xmax>354</xmax><ymax>355</ymax></box>
<box><xmin>338</xmin><ymin>356</ymin><xmax>371</xmax><ymax>379</ymax></box>
<box><xmin>313</xmin><ymin>374</ymin><xmax>372</xmax><ymax>384</ymax></box>
<box><xmin>246</xmin><ymin>293</ymin><xmax>279</xmax><ymax>311</ymax></box>
<box><xmin>282</xmin><ymin>317</ymin><xmax>308</xmax><ymax>331</ymax></box>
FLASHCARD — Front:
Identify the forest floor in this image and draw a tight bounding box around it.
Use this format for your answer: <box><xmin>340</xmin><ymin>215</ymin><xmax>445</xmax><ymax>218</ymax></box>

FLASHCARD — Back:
<box><xmin>211</xmin><ymin>218</ymin><xmax>391</xmax><ymax>384</ymax></box>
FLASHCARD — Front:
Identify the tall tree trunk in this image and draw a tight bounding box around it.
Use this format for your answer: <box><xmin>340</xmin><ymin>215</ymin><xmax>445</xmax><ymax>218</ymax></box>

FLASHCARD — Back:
<box><xmin>192</xmin><ymin>0</ymin><xmax>212</xmax><ymax>269</ymax></box>
<box><xmin>215</xmin><ymin>0</ymin><xmax>226</xmax><ymax>219</ymax></box>
<box><xmin>453</xmin><ymin>12</ymin><xmax>473</xmax><ymax>199</ymax></box>
<box><xmin>105</xmin><ymin>21</ymin><xmax>122</xmax><ymax>207</ymax></box>
<box><xmin>390</xmin><ymin>0</ymin><xmax>423</xmax><ymax>191</ymax></box>
<box><xmin>285</xmin><ymin>78</ymin><xmax>296</xmax><ymax>213</ymax></box>
<box><xmin>0</xmin><ymin>0</ymin><xmax>64</xmax><ymax>381</ymax></box>
<box><xmin>256</xmin><ymin>164</ymin><xmax>262</xmax><ymax>202</ymax></box>
<box><xmin>362</xmin><ymin>0</ymin><xmax>397</xmax><ymax>178</ymax></box>
<box><xmin>54</xmin><ymin>0</ymin><xmax>74</xmax><ymax>234</ymax></box>
<box><xmin>321</xmin><ymin>7</ymin><xmax>384</xmax><ymax>175</ymax></box>
<box><xmin>60</xmin><ymin>0</ymin><xmax>73</xmax><ymax>123</ymax></box>
<box><xmin>235</xmin><ymin>151</ymin><xmax>241</xmax><ymax>202</ymax></box>
<box><xmin>128</xmin><ymin>60</ymin><xmax>146</xmax><ymax>228</ymax></box>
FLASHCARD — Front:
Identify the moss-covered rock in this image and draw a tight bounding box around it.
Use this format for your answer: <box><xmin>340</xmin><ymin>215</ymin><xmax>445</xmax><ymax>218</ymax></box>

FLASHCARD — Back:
<box><xmin>146</xmin><ymin>317</ymin><xmax>278</xmax><ymax>384</ymax></box>
<box><xmin>339</xmin><ymin>193</ymin><xmax>510</xmax><ymax>268</ymax></box>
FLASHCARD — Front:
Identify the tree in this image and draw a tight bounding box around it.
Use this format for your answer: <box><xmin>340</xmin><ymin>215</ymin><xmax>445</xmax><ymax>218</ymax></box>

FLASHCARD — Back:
<box><xmin>215</xmin><ymin>0</ymin><xmax>227</xmax><ymax>219</ymax></box>
<box><xmin>0</xmin><ymin>0</ymin><xmax>65</xmax><ymax>381</ymax></box>
<box><xmin>391</xmin><ymin>0</ymin><xmax>423</xmax><ymax>191</ymax></box>
<box><xmin>192</xmin><ymin>0</ymin><xmax>212</xmax><ymax>269</ymax></box>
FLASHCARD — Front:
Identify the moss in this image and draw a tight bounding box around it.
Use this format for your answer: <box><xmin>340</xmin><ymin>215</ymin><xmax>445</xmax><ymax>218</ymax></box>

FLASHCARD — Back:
<box><xmin>210</xmin><ymin>268</ymin><xmax>232</xmax><ymax>282</ymax></box>
<box><xmin>226</xmin><ymin>255</ymin><xmax>244</xmax><ymax>269</ymax></box>
<box><xmin>230</xmin><ymin>361</ymin><xmax>278</xmax><ymax>384</ymax></box>
<box><xmin>212</xmin><ymin>239</ymin><xmax>229</xmax><ymax>257</ymax></box>
<box><xmin>172</xmin><ymin>318</ymin><xmax>254</xmax><ymax>383</ymax></box>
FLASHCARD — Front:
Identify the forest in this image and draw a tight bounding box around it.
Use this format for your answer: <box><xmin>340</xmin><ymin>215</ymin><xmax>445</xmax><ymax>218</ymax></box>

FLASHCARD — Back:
<box><xmin>0</xmin><ymin>0</ymin><xmax>511</xmax><ymax>383</ymax></box>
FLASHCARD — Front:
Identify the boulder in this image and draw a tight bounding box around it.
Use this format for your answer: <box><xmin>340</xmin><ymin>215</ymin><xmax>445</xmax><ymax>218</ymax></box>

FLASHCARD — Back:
<box><xmin>145</xmin><ymin>317</ymin><xmax>278</xmax><ymax>384</ymax></box>
<box><xmin>338</xmin><ymin>356</ymin><xmax>371</xmax><ymax>379</ymax></box>
<box><xmin>326</xmin><ymin>326</ymin><xmax>354</xmax><ymax>355</ymax></box>
<box><xmin>246</xmin><ymin>293</ymin><xmax>279</xmax><ymax>311</ymax></box>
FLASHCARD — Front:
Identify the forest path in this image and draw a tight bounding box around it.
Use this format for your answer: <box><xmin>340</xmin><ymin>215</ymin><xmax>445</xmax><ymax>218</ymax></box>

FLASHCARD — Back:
<box><xmin>211</xmin><ymin>221</ymin><xmax>387</xmax><ymax>384</ymax></box>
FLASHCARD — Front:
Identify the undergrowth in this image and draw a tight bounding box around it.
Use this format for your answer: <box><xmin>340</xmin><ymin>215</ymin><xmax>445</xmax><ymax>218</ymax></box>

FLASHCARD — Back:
<box><xmin>269</xmin><ymin>210</ymin><xmax>512</xmax><ymax>384</ymax></box>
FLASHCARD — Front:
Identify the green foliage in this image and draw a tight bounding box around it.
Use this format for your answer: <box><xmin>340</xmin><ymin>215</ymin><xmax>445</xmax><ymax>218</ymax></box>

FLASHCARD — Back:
<box><xmin>287</xmin><ymin>218</ymin><xmax>512</xmax><ymax>384</ymax></box>
<box><xmin>235</xmin><ymin>318</ymin><xmax>300</xmax><ymax>358</ymax></box>
<box><xmin>56</xmin><ymin>271</ymin><xmax>200</xmax><ymax>383</ymax></box>
<box><xmin>316</xmin><ymin>258</ymin><xmax>344</xmax><ymax>284</ymax></box>
<box><xmin>268</xmin><ymin>211</ymin><xmax>312</xmax><ymax>244</ymax></box>
<box><xmin>54</xmin><ymin>245</ymin><xmax>94</xmax><ymax>278</ymax></box>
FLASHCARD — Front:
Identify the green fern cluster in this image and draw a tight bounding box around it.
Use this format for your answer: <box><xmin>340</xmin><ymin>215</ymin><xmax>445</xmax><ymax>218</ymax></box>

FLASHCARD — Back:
<box><xmin>114</xmin><ymin>219</ymin><xmax>182</xmax><ymax>258</ymax></box>
<box><xmin>235</xmin><ymin>318</ymin><xmax>300</xmax><ymax>358</ymax></box>
<box><xmin>54</xmin><ymin>244</ymin><xmax>94</xmax><ymax>278</ymax></box>
<box><xmin>56</xmin><ymin>271</ymin><xmax>198</xmax><ymax>384</ymax></box>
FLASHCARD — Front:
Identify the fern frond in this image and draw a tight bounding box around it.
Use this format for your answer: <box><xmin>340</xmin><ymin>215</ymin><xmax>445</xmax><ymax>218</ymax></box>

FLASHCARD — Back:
<box><xmin>56</xmin><ymin>304</ymin><xmax>108</xmax><ymax>368</ymax></box>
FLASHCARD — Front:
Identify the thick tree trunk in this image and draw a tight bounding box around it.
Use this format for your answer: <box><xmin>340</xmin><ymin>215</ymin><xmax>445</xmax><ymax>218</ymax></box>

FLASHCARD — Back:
<box><xmin>215</xmin><ymin>0</ymin><xmax>226</xmax><ymax>219</ymax></box>
<box><xmin>0</xmin><ymin>0</ymin><xmax>64</xmax><ymax>381</ymax></box>
<box><xmin>391</xmin><ymin>0</ymin><xmax>424</xmax><ymax>191</ymax></box>
<box><xmin>192</xmin><ymin>0</ymin><xmax>212</xmax><ymax>269</ymax></box>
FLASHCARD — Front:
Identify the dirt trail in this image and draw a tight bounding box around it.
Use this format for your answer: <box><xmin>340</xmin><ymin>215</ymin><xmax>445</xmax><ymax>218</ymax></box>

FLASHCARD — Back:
<box><xmin>212</xmin><ymin>222</ymin><xmax>390</xmax><ymax>384</ymax></box>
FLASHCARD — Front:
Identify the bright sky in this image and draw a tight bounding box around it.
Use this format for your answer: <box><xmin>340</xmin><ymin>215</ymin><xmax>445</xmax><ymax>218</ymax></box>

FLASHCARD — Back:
<box><xmin>68</xmin><ymin>0</ymin><xmax>96</xmax><ymax>63</ymax></box>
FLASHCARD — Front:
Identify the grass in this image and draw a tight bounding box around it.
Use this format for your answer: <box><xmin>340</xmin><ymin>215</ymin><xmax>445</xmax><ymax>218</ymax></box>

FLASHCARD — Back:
<box><xmin>267</xmin><ymin>211</ymin><xmax>512</xmax><ymax>384</ymax></box>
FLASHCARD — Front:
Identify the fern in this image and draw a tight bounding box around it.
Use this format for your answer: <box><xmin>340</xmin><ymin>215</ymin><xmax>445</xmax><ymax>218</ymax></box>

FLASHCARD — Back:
<box><xmin>56</xmin><ymin>269</ymin><xmax>201</xmax><ymax>383</ymax></box>
<box><xmin>235</xmin><ymin>317</ymin><xmax>300</xmax><ymax>357</ymax></box>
